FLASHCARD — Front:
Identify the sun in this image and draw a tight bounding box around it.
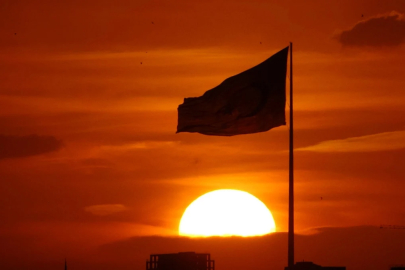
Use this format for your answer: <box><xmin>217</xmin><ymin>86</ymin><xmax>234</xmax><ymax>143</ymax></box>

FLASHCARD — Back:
<box><xmin>179</xmin><ymin>189</ymin><xmax>276</xmax><ymax>237</ymax></box>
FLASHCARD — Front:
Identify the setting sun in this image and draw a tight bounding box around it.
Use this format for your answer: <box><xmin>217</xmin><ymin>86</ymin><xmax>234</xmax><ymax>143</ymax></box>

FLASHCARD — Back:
<box><xmin>179</xmin><ymin>189</ymin><xmax>276</xmax><ymax>237</ymax></box>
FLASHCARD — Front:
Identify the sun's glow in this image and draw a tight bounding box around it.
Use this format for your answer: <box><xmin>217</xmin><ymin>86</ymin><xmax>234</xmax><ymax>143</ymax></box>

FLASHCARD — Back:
<box><xmin>179</xmin><ymin>189</ymin><xmax>276</xmax><ymax>237</ymax></box>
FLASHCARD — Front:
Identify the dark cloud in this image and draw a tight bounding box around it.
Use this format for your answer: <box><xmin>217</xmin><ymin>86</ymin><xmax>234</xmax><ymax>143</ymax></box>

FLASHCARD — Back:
<box><xmin>0</xmin><ymin>0</ymin><xmax>291</xmax><ymax>53</ymax></box>
<box><xmin>0</xmin><ymin>134</ymin><xmax>63</xmax><ymax>159</ymax></box>
<box><xmin>1</xmin><ymin>226</ymin><xmax>405</xmax><ymax>270</ymax></box>
<box><xmin>97</xmin><ymin>226</ymin><xmax>405</xmax><ymax>270</ymax></box>
<box><xmin>336</xmin><ymin>11</ymin><xmax>405</xmax><ymax>47</ymax></box>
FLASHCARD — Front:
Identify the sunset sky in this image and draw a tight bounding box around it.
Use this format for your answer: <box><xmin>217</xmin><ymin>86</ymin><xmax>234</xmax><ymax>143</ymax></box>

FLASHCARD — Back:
<box><xmin>1</xmin><ymin>0</ymin><xmax>405</xmax><ymax>269</ymax></box>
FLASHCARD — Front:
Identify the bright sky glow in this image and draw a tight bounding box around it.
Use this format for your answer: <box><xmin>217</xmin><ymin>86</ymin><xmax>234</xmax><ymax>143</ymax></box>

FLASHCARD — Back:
<box><xmin>179</xmin><ymin>189</ymin><xmax>276</xmax><ymax>237</ymax></box>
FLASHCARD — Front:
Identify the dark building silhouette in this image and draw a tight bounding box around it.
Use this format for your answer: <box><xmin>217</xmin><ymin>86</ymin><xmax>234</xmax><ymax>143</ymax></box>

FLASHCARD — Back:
<box><xmin>285</xmin><ymin>261</ymin><xmax>345</xmax><ymax>270</ymax></box>
<box><xmin>390</xmin><ymin>267</ymin><xmax>405</xmax><ymax>270</ymax></box>
<box><xmin>146</xmin><ymin>252</ymin><xmax>215</xmax><ymax>270</ymax></box>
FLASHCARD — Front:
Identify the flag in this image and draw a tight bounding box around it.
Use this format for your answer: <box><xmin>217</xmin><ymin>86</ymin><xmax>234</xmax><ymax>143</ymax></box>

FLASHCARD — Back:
<box><xmin>177</xmin><ymin>46</ymin><xmax>289</xmax><ymax>136</ymax></box>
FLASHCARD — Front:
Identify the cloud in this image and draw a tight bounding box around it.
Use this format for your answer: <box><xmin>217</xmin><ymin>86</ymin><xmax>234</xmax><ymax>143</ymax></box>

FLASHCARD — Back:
<box><xmin>100</xmin><ymin>141</ymin><xmax>179</xmax><ymax>151</ymax></box>
<box><xmin>0</xmin><ymin>134</ymin><xmax>63</xmax><ymax>159</ymax></box>
<box><xmin>336</xmin><ymin>11</ymin><xmax>405</xmax><ymax>47</ymax></box>
<box><xmin>297</xmin><ymin>130</ymin><xmax>405</xmax><ymax>152</ymax></box>
<box><xmin>97</xmin><ymin>226</ymin><xmax>405</xmax><ymax>270</ymax></box>
<box><xmin>0</xmin><ymin>0</ymin><xmax>291</xmax><ymax>53</ymax></box>
<box><xmin>84</xmin><ymin>204</ymin><xmax>128</xmax><ymax>216</ymax></box>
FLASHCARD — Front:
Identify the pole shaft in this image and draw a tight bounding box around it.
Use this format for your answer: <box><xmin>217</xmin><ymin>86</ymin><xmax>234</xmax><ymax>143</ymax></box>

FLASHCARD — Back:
<box><xmin>288</xmin><ymin>42</ymin><xmax>294</xmax><ymax>270</ymax></box>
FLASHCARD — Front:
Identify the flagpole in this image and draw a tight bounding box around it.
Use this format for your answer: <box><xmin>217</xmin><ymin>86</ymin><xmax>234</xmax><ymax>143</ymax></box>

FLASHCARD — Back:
<box><xmin>288</xmin><ymin>42</ymin><xmax>294</xmax><ymax>270</ymax></box>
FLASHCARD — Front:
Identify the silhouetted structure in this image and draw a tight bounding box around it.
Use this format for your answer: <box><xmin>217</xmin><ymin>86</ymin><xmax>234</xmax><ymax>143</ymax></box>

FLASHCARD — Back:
<box><xmin>285</xmin><ymin>261</ymin><xmax>345</xmax><ymax>270</ymax></box>
<box><xmin>146</xmin><ymin>252</ymin><xmax>215</xmax><ymax>270</ymax></box>
<box><xmin>380</xmin><ymin>225</ymin><xmax>405</xmax><ymax>230</ymax></box>
<box><xmin>390</xmin><ymin>267</ymin><xmax>405</xmax><ymax>270</ymax></box>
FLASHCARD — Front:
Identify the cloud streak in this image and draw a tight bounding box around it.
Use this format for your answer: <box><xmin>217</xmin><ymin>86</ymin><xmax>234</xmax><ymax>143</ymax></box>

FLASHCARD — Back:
<box><xmin>0</xmin><ymin>134</ymin><xmax>63</xmax><ymax>159</ymax></box>
<box><xmin>336</xmin><ymin>11</ymin><xmax>405</xmax><ymax>47</ymax></box>
<box><xmin>84</xmin><ymin>204</ymin><xmax>128</xmax><ymax>216</ymax></box>
<box><xmin>101</xmin><ymin>141</ymin><xmax>179</xmax><ymax>151</ymax></box>
<box><xmin>297</xmin><ymin>130</ymin><xmax>405</xmax><ymax>152</ymax></box>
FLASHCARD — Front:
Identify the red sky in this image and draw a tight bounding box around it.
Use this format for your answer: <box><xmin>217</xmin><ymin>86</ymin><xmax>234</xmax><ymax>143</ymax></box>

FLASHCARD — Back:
<box><xmin>1</xmin><ymin>0</ymin><xmax>405</xmax><ymax>269</ymax></box>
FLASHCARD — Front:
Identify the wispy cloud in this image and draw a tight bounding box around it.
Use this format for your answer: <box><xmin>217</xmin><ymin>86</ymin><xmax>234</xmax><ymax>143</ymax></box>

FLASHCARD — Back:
<box><xmin>0</xmin><ymin>134</ymin><xmax>63</xmax><ymax>159</ymax></box>
<box><xmin>84</xmin><ymin>204</ymin><xmax>128</xmax><ymax>216</ymax></box>
<box><xmin>297</xmin><ymin>130</ymin><xmax>405</xmax><ymax>152</ymax></box>
<box><xmin>335</xmin><ymin>11</ymin><xmax>405</xmax><ymax>47</ymax></box>
<box><xmin>99</xmin><ymin>141</ymin><xmax>179</xmax><ymax>152</ymax></box>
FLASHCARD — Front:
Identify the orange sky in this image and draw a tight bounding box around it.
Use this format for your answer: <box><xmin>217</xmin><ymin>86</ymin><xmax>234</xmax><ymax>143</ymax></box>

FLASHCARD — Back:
<box><xmin>1</xmin><ymin>0</ymin><xmax>405</xmax><ymax>269</ymax></box>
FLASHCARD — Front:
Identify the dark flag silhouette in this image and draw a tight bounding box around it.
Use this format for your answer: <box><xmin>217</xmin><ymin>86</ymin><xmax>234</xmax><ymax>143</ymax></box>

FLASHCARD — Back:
<box><xmin>177</xmin><ymin>44</ymin><xmax>296</xmax><ymax>270</ymax></box>
<box><xmin>177</xmin><ymin>46</ymin><xmax>289</xmax><ymax>136</ymax></box>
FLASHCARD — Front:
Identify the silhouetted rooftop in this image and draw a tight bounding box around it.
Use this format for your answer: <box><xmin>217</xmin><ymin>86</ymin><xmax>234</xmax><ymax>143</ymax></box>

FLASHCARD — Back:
<box><xmin>146</xmin><ymin>252</ymin><xmax>215</xmax><ymax>270</ymax></box>
<box><xmin>285</xmin><ymin>261</ymin><xmax>346</xmax><ymax>270</ymax></box>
